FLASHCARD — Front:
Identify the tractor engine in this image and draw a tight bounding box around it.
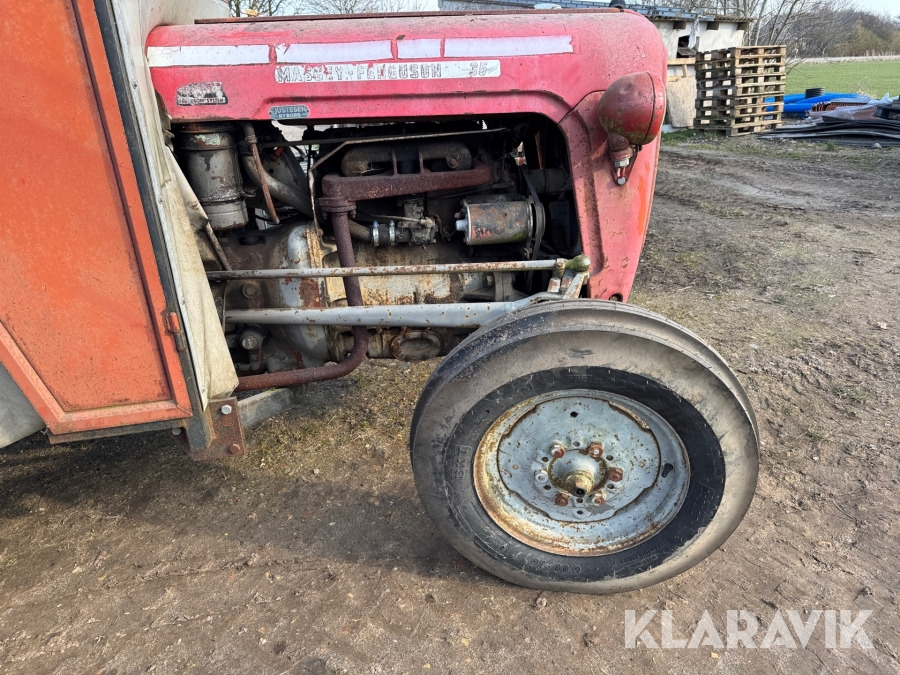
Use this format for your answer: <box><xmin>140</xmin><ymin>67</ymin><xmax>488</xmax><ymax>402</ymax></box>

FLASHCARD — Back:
<box><xmin>176</xmin><ymin>117</ymin><xmax>577</xmax><ymax>374</ymax></box>
<box><xmin>148</xmin><ymin>10</ymin><xmax>668</xmax><ymax>386</ymax></box>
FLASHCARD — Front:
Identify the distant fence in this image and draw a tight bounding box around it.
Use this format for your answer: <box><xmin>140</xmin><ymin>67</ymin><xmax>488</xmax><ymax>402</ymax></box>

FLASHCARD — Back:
<box><xmin>802</xmin><ymin>54</ymin><xmax>900</xmax><ymax>63</ymax></box>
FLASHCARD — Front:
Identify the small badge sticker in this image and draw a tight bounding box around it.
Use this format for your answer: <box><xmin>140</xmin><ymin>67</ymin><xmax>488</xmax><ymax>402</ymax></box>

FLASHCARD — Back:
<box><xmin>269</xmin><ymin>104</ymin><xmax>311</xmax><ymax>120</ymax></box>
<box><xmin>176</xmin><ymin>81</ymin><xmax>228</xmax><ymax>106</ymax></box>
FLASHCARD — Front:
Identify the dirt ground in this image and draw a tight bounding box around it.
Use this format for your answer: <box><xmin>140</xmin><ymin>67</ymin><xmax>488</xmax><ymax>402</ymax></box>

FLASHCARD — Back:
<box><xmin>1</xmin><ymin>137</ymin><xmax>898</xmax><ymax>674</ymax></box>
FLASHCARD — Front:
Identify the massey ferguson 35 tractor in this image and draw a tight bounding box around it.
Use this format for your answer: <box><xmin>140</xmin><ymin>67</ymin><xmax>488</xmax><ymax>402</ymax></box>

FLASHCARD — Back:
<box><xmin>0</xmin><ymin>0</ymin><xmax>758</xmax><ymax>593</ymax></box>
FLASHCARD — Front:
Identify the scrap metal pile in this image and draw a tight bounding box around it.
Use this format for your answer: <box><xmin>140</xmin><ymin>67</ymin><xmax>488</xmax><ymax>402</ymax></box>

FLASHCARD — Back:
<box><xmin>760</xmin><ymin>96</ymin><xmax>900</xmax><ymax>146</ymax></box>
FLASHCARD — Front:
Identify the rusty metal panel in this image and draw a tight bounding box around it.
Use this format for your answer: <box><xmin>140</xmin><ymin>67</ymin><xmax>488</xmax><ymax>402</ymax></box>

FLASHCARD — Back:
<box><xmin>0</xmin><ymin>0</ymin><xmax>192</xmax><ymax>434</ymax></box>
<box><xmin>185</xmin><ymin>397</ymin><xmax>246</xmax><ymax>460</ymax></box>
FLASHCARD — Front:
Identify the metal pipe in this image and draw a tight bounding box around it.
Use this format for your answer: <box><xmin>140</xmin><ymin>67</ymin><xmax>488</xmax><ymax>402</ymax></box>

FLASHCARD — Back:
<box><xmin>240</xmin><ymin>153</ymin><xmax>314</xmax><ymax>218</ymax></box>
<box><xmin>320</xmin><ymin>160</ymin><xmax>492</xmax><ymax>204</ymax></box>
<box><xmin>204</xmin><ymin>223</ymin><xmax>233</xmax><ymax>271</ymax></box>
<box><xmin>207</xmin><ymin>258</ymin><xmax>571</xmax><ymax>281</ymax></box>
<box><xmin>308</xmin><ymin>128</ymin><xmax>503</xmax><ymax>171</ymax></box>
<box><xmin>235</xmin><ymin>209</ymin><xmax>367</xmax><ymax>391</ymax></box>
<box><xmin>242</xmin><ymin>123</ymin><xmax>280</xmax><ymax>224</ymax></box>
<box><xmin>226</xmin><ymin>295</ymin><xmax>554</xmax><ymax>329</ymax></box>
<box><xmin>347</xmin><ymin>219</ymin><xmax>373</xmax><ymax>243</ymax></box>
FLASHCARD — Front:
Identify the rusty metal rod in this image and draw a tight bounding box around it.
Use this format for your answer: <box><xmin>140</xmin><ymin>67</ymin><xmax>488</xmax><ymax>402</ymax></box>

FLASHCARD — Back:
<box><xmin>242</xmin><ymin>123</ymin><xmax>280</xmax><ymax>225</ymax></box>
<box><xmin>204</xmin><ymin>223</ymin><xmax>233</xmax><ymax>271</ymax></box>
<box><xmin>225</xmin><ymin>297</ymin><xmax>550</xmax><ymax>329</ymax></box>
<box><xmin>258</xmin><ymin>128</ymin><xmax>504</xmax><ymax>149</ymax></box>
<box><xmin>235</xmin><ymin>210</ymin><xmax>368</xmax><ymax>392</ymax></box>
<box><xmin>207</xmin><ymin>258</ymin><xmax>571</xmax><ymax>281</ymax></box>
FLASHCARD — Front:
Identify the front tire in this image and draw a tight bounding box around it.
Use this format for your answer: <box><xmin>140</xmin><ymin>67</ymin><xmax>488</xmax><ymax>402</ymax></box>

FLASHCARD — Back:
<box><xmin>410</xmin><ymin>300</ymin><xmax>758</xmax><ymax>594</ymax></box>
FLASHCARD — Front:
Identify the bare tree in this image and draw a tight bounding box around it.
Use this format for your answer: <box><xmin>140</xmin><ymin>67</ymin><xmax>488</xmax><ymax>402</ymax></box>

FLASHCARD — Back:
<box><xmin>229</xmin><ymin>0</ymin><xmax>297</xmax><ymax>16</ymax></box>
<box><xmin>297</xmin><ymin>0</ymin><xmax>432</xmax><ymax>14</ymax></box>
<box><xmin>635</xmin><ymin>0</ymin><xmax>858</xmax><ymax>60</ymax></box>
<box><xmin>298</xmin><ymin>0</ymin><xmax>378</xmax><ymax>13</ymax></box>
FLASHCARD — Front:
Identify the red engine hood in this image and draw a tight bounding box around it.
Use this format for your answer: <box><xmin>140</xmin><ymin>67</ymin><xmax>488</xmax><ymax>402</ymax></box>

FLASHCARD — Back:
<box><xmin>147</xmin><ymin>10</ymin><xmax>667</xmax><ymax>124</ymax></box>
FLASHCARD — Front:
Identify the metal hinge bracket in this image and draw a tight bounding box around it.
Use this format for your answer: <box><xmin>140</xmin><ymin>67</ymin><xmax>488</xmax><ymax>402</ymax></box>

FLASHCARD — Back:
<box><xmin>163</xmin><ymin>311</ymin><xmax>187</xmax><ymax>352</ymax></box>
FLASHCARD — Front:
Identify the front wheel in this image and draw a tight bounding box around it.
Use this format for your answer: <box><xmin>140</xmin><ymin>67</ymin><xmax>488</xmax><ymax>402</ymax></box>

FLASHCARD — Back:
<box><xmin>410</xmin><ymin>300</ymin><xmax>758</xmax><ymax>594</ymax></box>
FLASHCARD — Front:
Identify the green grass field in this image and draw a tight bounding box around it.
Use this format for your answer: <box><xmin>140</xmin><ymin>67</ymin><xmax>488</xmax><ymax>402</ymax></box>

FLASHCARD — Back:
<box><xmin>786</xmin><ymin>60</ymin><xmax>900</xmax><ymax>97</ymax></box>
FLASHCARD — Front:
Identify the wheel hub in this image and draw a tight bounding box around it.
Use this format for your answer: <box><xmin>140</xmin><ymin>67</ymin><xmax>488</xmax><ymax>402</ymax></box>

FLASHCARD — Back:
<box><xmin>546</xmin><ymin>450</ymin><xmax>605</xmax><ymax>497</ymax></box>
<box><xmin>473</xmin><ymin>389</ymin><xmax>690</xmax><ymax>556</ymax></box>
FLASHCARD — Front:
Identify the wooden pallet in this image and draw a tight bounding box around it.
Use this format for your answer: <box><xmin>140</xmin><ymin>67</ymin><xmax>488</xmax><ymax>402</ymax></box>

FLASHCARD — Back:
<box><xmin>693</xmin><ymin>45</ymin><xmax>785</xmax><ymax>135</ymax></box>
<box><xmin>696</xmin><ymin>99</ymin><xmax>784</xmax><ymax>115</ymax></box>
<box><xmin>696</xmin><ymin>112</ymin><xmax>782</xmax><ymax>126</ymax></box>
<box><xmin>696</xmin><ymin>111</ymin><xmax>783</xmax><ymax>125</ymax></box>
<box><xmin>695</xmin><ymin>111</ymin><xmax>782</xmax><ymax>133</ymax></box>
<box><xmin>696</xmin><ymin>54</ymin><xmax>785</xmax><ymax>69</ymax></box>
<box><xmin>697</xmin><ymin>72</ymin><xmax>785</xmax><ymax>85</ymax></box>
<box><xmin>697</xmin><ymin>82</ymin><xmax>786</xmax><ymax>97</ymax></box>
<box><xmin>695</xmin><ymin>120</ymin><xmax>781</xmax><ymax>136</ymax></box>
<box><xmin>696</xmin><ymin>95</ymin><xmax>785</xmax><ymax>111</ymax></box>
<box><xmin>698</xmin><ymin>45</ymin><xmax>786</xmax><ymax>60</ymax></box>
<box><xmin>696</xmin><ymin>64</ymin><xmax>786</xmax><ymax>78</ymax></box>
<box><xmin>667</xmin><ymin>57</ymin><xmax>694</xmax><ymax>82</ymax></box>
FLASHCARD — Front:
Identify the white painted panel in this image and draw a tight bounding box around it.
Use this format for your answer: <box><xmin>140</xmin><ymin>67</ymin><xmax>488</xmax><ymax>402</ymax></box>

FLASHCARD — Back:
<box><xmin>397</xmin><ymin>38</ymin><xmax>441</xmax><ymax>59</ymax></box>
<box><xmin>444</xmin><ymin>35</ymin><xmax>573</xmax><ymax>58</ymax></box>
<box><xmin>276</xmin><ymin>41</ymin><xmax>393</xmax><ymax>64</ymax></box>
<box><xmin>147</xmin><ymin>44</ymin><xmax>270</xmax><ymax>67</ymax></box>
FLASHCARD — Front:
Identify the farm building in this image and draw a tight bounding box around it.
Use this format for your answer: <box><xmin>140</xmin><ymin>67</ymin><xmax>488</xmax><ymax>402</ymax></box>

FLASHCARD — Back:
<box><xmin>437</xmin><ymin>0</ymin><xmax>752</xmax><ymax>128</ymax></box>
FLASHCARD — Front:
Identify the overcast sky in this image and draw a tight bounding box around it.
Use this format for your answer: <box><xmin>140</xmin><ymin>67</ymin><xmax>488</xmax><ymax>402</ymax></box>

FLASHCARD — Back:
<box><xmin>853</xmin><ymin>0</ymin><xmax>898</xmax><ymax>15</ymax></box>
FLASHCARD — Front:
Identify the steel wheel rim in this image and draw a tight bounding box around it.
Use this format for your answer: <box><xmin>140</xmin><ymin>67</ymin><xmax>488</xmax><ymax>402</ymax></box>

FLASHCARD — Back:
<box><xmin>473</xmin><ymin>389</ymin><xmax>690</xmax><ymax>556</ymax></box>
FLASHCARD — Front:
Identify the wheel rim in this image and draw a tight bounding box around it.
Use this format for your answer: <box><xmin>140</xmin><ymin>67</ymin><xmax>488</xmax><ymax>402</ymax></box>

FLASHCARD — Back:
<box><xmin>473</xmin><ymin>389</ymin><xmax>690</xmax><ymax>556</ymax></box>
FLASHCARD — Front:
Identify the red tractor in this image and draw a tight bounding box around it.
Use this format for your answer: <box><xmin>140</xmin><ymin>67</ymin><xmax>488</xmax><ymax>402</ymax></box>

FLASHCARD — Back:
<box><xmin>0</xmin><ymin>0</ymin><xmax>757</xmax><ymax>593</ymax></box>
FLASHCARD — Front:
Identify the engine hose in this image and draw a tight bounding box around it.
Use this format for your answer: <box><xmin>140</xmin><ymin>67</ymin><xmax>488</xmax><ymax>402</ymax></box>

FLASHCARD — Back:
<box><xmin>348</xmin><ymin>219</ymin><xmax>373</xmax><ymax>243</ymax></box>
<box><xmin>234</xmin><ymin>209</ymin><xmax>367</xmax><ymax>391</ymax></box>
<box><xmin>240</xmin><ymin>153</ymin><xmax>314</xmax><ymax>218</ymax></box>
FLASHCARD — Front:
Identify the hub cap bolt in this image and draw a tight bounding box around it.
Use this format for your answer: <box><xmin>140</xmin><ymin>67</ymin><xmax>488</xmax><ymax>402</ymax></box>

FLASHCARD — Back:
<box><xmin>554</xmin><ymin>493</ymin><xmax>569</xmax><ymax>507</ymax></box>
<box><xmin>550</xmin><ymin>443</ymin><xmax>566</xmax><ymax>459</ymax></box>
<box><xmin>565</xmin><ymin>471</ymin><xmax>595</xmax><ymax>497</ymax></box>
<box><xmin>588</xmin><ymin>442</ymin><xmax>603</xmax><ymax>459</ymax></box>
<box><xmin>607</xmin><ymin>467</ymin><xmax>624</xmax><ymax>482</ymax></box>
<box><xmin>534</xmin><ymin>470</ymin><xmax>549</xmax><ymax>484</ymax></box>
<box><xmin>593</xmin><ymin>492</ymin><xmax>606</xmax><ymax>506</ymax></box>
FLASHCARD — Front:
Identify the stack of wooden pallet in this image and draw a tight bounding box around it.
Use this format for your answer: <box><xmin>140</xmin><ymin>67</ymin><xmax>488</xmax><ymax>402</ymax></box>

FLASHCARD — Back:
<box><xmin>694</xmin><ymin>45</ymin><xmax>785</xmax><ymax>136</ymax></box>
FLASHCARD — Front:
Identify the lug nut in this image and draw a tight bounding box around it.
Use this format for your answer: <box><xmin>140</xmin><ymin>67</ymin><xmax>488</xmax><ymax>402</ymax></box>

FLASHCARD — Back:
<box><xmin>554</xmin><ymin>493</ymin><xmax>569</xmax><ymax>507</ymax></box>
<box><xmin>220</xmin><ymin>404</ymin><xmax>233</xmax><ymax>415</ymax></box>
<box><xmin>550</xmin><ymin>443</ymin><xmax>566</xmax><ymax>459</ymax></box>
<box><xmin>593</xmin><ymin>492</ymin><xmax>606</xmax><ymax>506</ymax></box>
<box><xmin>588</xmin><ymin>442</ymin><xmax>603</xmax><ymax>459</ymax></box>
<box><xmin>565</xmin><ymin>471</ymin><xmax>595</xmax><ymax>497</ymax></box>
<box><xmin>607</xmin><ymin>467</ymin><xmax>624</xmax><ymax>482</ymax></box>
<box><xmin>534</xmin><ymin>470</ymin><xmax>549</xmax><ymax>484</ymax></box>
